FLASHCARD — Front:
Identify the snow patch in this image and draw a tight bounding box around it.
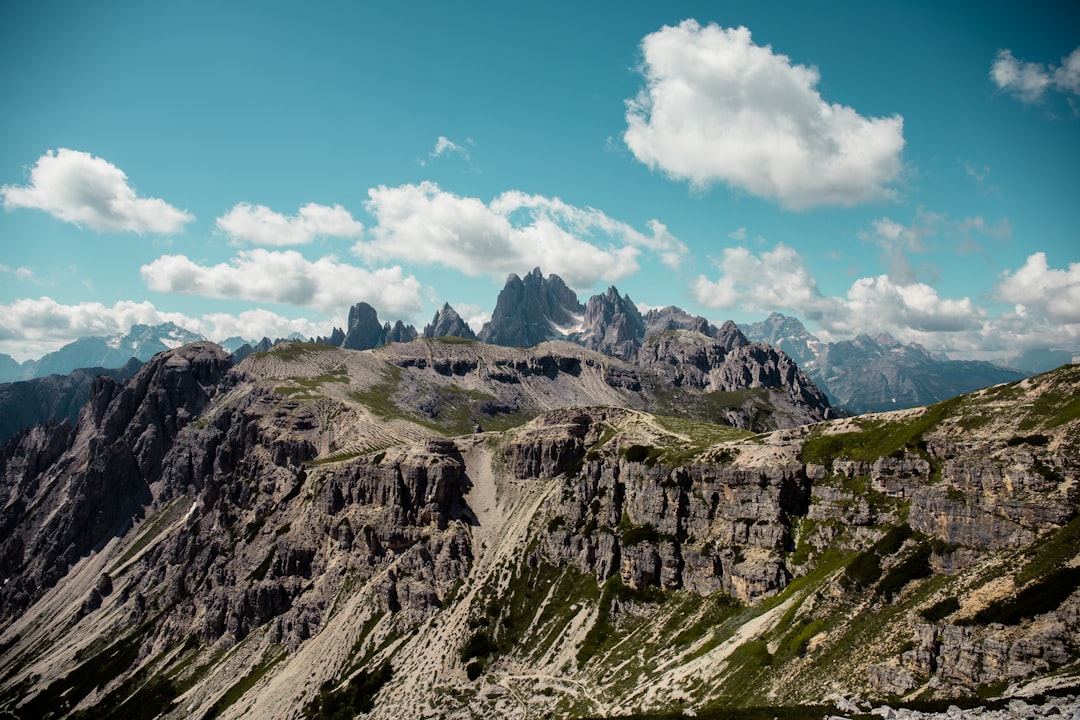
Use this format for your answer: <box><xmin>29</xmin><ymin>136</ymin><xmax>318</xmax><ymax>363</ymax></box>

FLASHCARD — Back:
<box><xmin>552</xmin><ymin>313</ymin><xmax>585</xmax><ymax>337</ymax></box>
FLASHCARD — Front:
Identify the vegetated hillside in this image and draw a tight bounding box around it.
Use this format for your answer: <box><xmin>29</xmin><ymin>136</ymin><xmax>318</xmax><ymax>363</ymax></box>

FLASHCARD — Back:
<box><xmin>0</xmin><ymin>342</ymin><xmax>1076</xmax><ymax>720</ymax></box>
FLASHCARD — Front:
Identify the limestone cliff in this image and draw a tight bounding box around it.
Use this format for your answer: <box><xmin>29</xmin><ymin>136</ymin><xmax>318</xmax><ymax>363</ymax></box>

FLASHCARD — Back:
<box><xmin>0</xmin><ymin>345</ymin><xmax>1076</xmax><ymax>720</ymax></box>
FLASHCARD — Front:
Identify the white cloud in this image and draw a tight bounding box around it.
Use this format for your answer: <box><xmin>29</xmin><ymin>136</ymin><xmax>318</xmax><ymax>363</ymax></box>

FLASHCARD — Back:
<box><xmin>694</xmin><ymin>243</ymin><xmax>983</xmax><ymax>334</ymax></box>
<box><xmin>0</xmin><ymin>297</ymin><xmax>196</xmax><ymax>360</ymax></box>
<box><xmin>693</xmin><ymin>243</ymin><xmax>845</xmax><ymax>321</ymax></box>
<box><xmin>216</xmin><ymin>202</ymin><xmax>364</xmax><ymax>246</ymax></box>
<box><xmin>432</xmin><ymin>136</ymin><xmax>469</xmax><ymax>159</ymax></box>
<box><xmin>695</xmin><ymin>243</ymin><xmax>1080</xmax><ymax>357</ymax></box>
<box><xmin>140</xmin><ymin>249</ymin><xmax>424</xmax><ymax>317</ymax></box>
<box><xmin>843</xmin><ymin>275</ymin><xmax>983</xmax><ymax>334</ymax></box>
<box><xmin>0</xmin><ymin>148</ymin><xmax>193</xmax><ymax>233</ymax></box>
<box><xmin>0</xmin><ymin>264</ymin><xmax>37</xmax><ymax>282</ymax></box>
<box><xmin>991</xmin><ymin>47</ymin><xmax>1080</xmax><ymax>103</ymax></box>
<box><xmin>996</xmin><ymin>252</ymin><xmax>1080</xmax><ymax>324</ymax></box>
<box><xmin>196</xmin><ymin>309</ymin><xmax>329</xmax><ymax>343</ymax></box>
<box><xmin>0</xmin><ymin>296</ymin><xmax>335</xmax><ymax>361</ymax></box>
<box><xmin>859</xmin><ymin>216</ymin><xmax>933</xmax><ymax>285</ymax></box>
<box><xmin>357</xmin><ymin>181</ymin><xmax>687</xmax><ymax>290</ymax></box>
<box><xmin>418</xmin><ymin>136</ymin><xmax>472</xmax><ymax>167</ymax></box>
<box><xmin>623</xmin><ymin>21</ymin><xmax>905</xmax><ymax>209</ymax></box>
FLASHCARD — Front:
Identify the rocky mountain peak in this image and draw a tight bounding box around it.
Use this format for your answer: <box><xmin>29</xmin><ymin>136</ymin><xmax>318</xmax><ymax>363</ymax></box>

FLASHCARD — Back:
<box><xmin>343</xmin><ymin>302</ymin><xmax>385</xmax><ymax>351</ymax></box>
<box><xmin>643</xmin><ymin>305</ymin><xmax>719</xmax><ymax>340</ymax></box>
<box><xmin>0</xmin><ymin>342</ymin><xmax>231</xmax><ymax>619</ymax></box>
<box><xmin>384</xmin><ymin>320</ymin><xmax>419</xmax><ymax>345</ymax></box>
<box><xmin>574</xmin><ymin>286</ymin><xmax>646</xmax><ymax>360</ymax></box>
<box><xmin>424</xmin><ymin>303</ymin><xmax>477</xmax><ymax>340</ymax></box>
<box><xmin>716</xmin><ymin>319</ymin><xmax>750</xmax><ymax>351</ymax></box>
<box><xmin>478</xmin><ymin>269</ymin><xmax>585</xmax><ymax>347</ymax></box>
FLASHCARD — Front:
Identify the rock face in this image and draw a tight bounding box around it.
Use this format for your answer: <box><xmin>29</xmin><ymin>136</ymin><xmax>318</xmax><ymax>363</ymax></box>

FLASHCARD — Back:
<box><xmin>340</xmin><ymin>302</ymin><xmax>419</xmax><ymax>350</ymax></box>
<box><xmin>520</xmin><ymin>409</ymin><xmax>807</xmax><ymax>603</ymax></box>
<box><xmin>423</xmin><ymin>303</ymin><xmax>477</xmax><ymax>340</ymax></box>
<box><xmin>573</xmin><ymin>287</ymin><xmax>646</xmax><ymax>360</ymax></box>
<box><xmin>343</xmin><ymin>302</ymin><xmax>389</xmax><ymax>350</ymax></box>
<box><xmin>0</xmin><ymin>345</ymin><xmax>1075</xmax><ymax>720</ymax></box>
<box><xmin>0</xmin><ymin>343</ymin><xmax>232</xmax><ymax>618</ymax></box>
<box><xmin>383</xmin><ymin>320</ymin><xmax>419</xmax><ymax>344</ymax></box>
<box><xmin>0</xmin><ymin>359</ymin><xmax>141</xmax><ymax>445</ymax></box>
<box><xmin>478</xmin><ymin>267</ymin><xmax>585</xmax><ymax>347</ymax></box>
<box><xmin>643</xmin><ymin>305</ymin><xmax>721</xmax><ymax>340</ymax></box>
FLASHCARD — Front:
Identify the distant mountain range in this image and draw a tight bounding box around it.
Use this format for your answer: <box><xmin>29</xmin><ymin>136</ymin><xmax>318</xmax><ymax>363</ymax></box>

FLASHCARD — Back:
<box><xmin>4</xmin><ymin>270</ymin><xmax>1073</xmax><ymax>418</ymax></box>
<box><xmin>0</xmin><ymin>322</ymin><xmax>203</xmax><ymax>383</ymax></box>
<box><xmin>740</xmin><ymin>313</ymin><xmax>1037</xmax><ymax>414</ymax></box>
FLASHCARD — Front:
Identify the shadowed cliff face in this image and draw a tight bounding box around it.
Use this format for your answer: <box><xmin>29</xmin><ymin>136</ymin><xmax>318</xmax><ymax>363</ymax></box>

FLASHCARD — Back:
<box><xmin>0</xmin><ymin>343</ymin><xmax>232</xmax><ymax>619</ymax></box>
<box><xmin>0</xmin><ymin>342</ymin><xmax>1076</xmax><ymax>720</ymax></box>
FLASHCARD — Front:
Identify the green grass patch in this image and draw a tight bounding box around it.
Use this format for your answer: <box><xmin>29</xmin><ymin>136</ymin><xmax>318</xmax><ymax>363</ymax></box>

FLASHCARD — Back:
<box><xmin>1019</xmin><ymin>372</ymin><xmax>1080</xmax><ymax>430</ymax></box>
<box><xmin>16</xmin><ymin>632</ymin><xmax>142</xmax><ymax>719</ymax></box>
<box><xmin>254</xmin><ymin>342</ymin><xmax>338</xmax><ymax>360</ymax></box>
<box><xmin>429</xmin><ymin>336</ymin><xmax>477</xmax><ymax>345</ymax></box>
<box><xmin>920</xmin><ymin>596</ymin><xmax>960</xmax><ymax>622</ymax></box>
<box><xmin>577</xmin><ymin>576</ymin><xmax>664</xmax><ymax>664</ymax></box>
<box><xmin>774</xmin><ymin>617</ymin><xmax>828</xmax><ymax>661</ymax></box>
<box><xmin>801</xmin><ymin>398</ymin><xmax>961</xmax><ymax>465</ymax></box>
<box><xmin>671</xmin><ymin>593</ymin><xmax>743</xmax><ymax>647</ymax></box>
<box><xmin>964</xmin><ymin>565</ymin><xmax>1080</xmax><ymax>626</ymax></box>
<box><xmin>621</xmin><ymin>522</ymin><xmax>660</xmax><ymax>546</ymax></box>
<box><xmin>307</xmin><ymin>451</ymin><xmax>367</xmax><ymax>466</ymax></box>
<box><xmin>304</xmin><ymin>662</ymin><xmax>393</xmax><ymax>719</ymax></box>
<box><xmin>876</xmin><ymin>542</ymin><xmax>933</xmax><ymax>601</ymax></box>
<box><xmin>653</xmin><ymin>415</ymin><xmax>754</xmax><ymax>447</ymax></box>
<box><xmin>111</xmin><ymin>498</ymin><xmax>188</xmax><ymax>571</ymax></box>
<box><xmin>348</xmin><ymin>364</ymin><xmax>404</xmax><ymax>416</ymax></box>
<box><xmin>653</xmin><ymin>387</ymin><xmax>777</xmax><ymax>429</ymax></box>
<box><xmin>1017</xmin><ymin>514</ymin><xmax>1080</xmax><ymax>585</ymax></box>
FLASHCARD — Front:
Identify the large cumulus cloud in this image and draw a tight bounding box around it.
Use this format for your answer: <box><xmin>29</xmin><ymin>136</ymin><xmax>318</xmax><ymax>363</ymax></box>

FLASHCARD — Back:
<box><xmin>624</xmin><ymin>21</ymin><xmax>905</xmax><ymax>210</ymax></box>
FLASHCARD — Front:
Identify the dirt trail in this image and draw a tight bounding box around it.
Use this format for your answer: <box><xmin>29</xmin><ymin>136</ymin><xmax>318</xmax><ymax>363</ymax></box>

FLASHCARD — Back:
<box><xmin>361</xmin><ymin>436</ymin><xmax>558</xmax><ymax>719</ymax></box>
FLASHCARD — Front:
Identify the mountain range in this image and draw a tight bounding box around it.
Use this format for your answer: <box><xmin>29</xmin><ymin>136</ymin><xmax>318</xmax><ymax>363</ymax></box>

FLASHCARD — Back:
<box><xmin>0</xmin><ymin>331</ymin><xmax>1077</xmax><ymax>719</ymax></box>
<box><xmin>7</xmin><ymin>269</ymin><xmax>1065</xmax><ymax>422</ymax></box>
<box><xmin>0</xmin><ymin>322</ymin><xmax>203</xmax><ymax>383</ymax></box>
<box><xmin>741</xmin><ymin>313</ymin><xmax>1033</xmax><ymax>414</ymax></box>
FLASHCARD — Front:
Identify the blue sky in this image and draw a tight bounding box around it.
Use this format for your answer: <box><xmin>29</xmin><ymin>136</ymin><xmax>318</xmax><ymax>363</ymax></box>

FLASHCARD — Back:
<box><xmin>1</xmin><ymin>0</ymin><xmax>1078</xmax><ymax>362</ymax></box>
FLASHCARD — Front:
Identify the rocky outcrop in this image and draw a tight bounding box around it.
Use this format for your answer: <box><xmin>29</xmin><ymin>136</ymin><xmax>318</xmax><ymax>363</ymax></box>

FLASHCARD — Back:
<box><xmin>643</xmin><ymin>306</ymin><xmax>720</xmax><ymax>340</ymax></box>
<box><xmin>339</xmin><ymin>303</ymin><xmax>418</xmax><ymax>350</ymax></box>
<box><xmin>572</xmin><ymin>287</ymin><xmax>646</xmax><ymax>361</ymax></box>
<box><xmin>0</xmin><ymin>360</ymin><xmax>141</xmax><ymax>446</ymax></box>
<box><xmin>384</xmin><ymin>320</ymin><xmax>419</xmax><ymax>344</ymax></box>
<box><xmin>0</xmin><ymin>343</ymin><xmax>232</xmax><ymax>619</ymax></box>
<box><xmin>515</xmin><ymin>408</ymin><xmax>809</xmax><ymax>603</ymax></box>
<box><xmin>478</xmin><ymin>268</ymin><xmax>584</xmax><ymax>347</ymax></box>
<box><xmin>424</xmin><ymin>303</ymin><xmax>477</xmax><ymax>340</ymax></box>
<box><xmin>343</xmin><ymin>302</ymin><xmax>389</xmax><ymax>351</ymax></box>
<box><xmin>638</xmin><ymin>332</ymin><xmax>833</xmax><ymax>426</ymax></box>
<box><xmin>893</xmin><ymin>619</ymin><xmax>1075</xmax><ymax>689</ymax></box>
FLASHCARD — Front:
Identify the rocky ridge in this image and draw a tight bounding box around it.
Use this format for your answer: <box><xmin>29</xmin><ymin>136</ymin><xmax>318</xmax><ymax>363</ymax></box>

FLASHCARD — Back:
<box><xmin>0</xmin><ymin>344</ymin><xmax>1076</xmax><ymax>720</ymax></box>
